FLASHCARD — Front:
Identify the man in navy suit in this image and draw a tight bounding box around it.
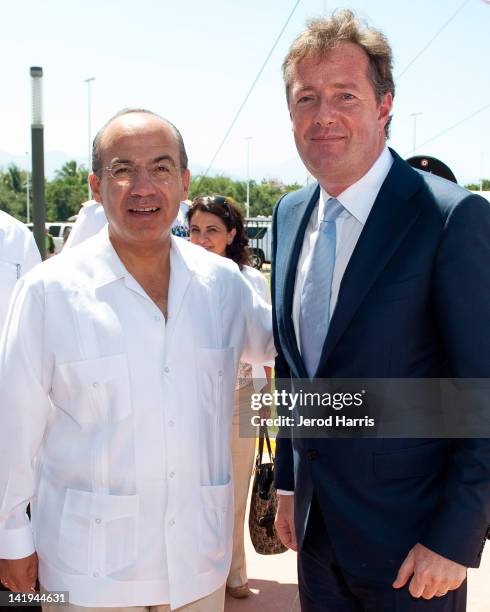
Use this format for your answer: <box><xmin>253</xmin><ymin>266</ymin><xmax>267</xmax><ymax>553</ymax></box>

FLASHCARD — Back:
<box><xmin>272</xmin><ymin>10</ymin><xmax>490</xmax><ymax>611</ymax></box>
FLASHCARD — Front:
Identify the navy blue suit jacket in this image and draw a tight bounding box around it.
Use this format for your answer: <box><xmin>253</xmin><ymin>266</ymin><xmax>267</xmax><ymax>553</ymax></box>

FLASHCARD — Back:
<box><xmin>272</xmin><ymin>150</ymin><xmax>490</xmax><ymax>578</ymax></box>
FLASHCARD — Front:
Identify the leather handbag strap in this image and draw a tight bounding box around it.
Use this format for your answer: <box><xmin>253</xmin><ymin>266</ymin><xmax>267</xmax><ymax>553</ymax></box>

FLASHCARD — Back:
<box><xmin>257</xmin><ymin>425</ymin><xmax>273</xmax><ymax>466</ymax></box>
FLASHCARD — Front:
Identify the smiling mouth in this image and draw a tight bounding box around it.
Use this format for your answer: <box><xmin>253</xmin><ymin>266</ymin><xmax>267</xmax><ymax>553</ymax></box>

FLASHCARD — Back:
<box><xmin>128</xmin><ymin>207</ymin><xmax>160</xmax><ymax>214</ymax></box>
<box><xmin>311</xmin><ymin>136</ymin><xmax>344</xmax><ymax>141</ymax></box>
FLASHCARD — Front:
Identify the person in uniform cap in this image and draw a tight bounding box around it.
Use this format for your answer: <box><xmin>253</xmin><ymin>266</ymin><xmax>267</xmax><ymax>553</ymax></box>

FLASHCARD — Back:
<box><xmin>406</xmin><ymin>155</ymin><xmax>458</xmax><ymax>183</ymax></box>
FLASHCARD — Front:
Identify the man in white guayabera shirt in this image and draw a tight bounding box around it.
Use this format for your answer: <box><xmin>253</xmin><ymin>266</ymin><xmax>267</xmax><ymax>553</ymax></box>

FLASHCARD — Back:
<box><xmin>0</xmin><ymin>109</ymin><xmax>275</xmax><ymax>612</ymax></box>
<box><xmin>0</xmin><ymin>210</ymin><xmax>40</xmax><ymax>335</ymax></box>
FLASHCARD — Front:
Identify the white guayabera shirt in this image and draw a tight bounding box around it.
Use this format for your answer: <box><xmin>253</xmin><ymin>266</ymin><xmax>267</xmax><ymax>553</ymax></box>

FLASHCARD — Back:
<box><xmin>0</xmin><ymin>210</ymin><xmax>40</xmax><ymax>334</ymax></box>
<box><xmin>0</xmin><ymin>229</ymin><xmax>275</xmax><ymax>609</ymax></box>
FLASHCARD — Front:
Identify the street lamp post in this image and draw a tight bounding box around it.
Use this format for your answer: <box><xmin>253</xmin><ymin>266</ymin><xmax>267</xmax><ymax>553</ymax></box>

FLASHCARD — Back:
<box><xmin>25</xmin><ymin>151</ymin><xmax>30</xmax><ymax>224</ymax></box>
<box><xmin>409</xmin><ymin>112</ymin><xmax>423</xmax><ymax>155</ymax></box>
<box><xmin>245</xmin><ymin>137</ymin><xmax>253</xmax><ymax>219</ymax></box>
<box><xmin>84</xmin><ymin>77</ymin><xmax>95</xmax><ymax>199</ymax></box>
<box><xmin>30</xmin><ymin>66</ymin><xmax>46</xmax><ymax>260</ymax></box>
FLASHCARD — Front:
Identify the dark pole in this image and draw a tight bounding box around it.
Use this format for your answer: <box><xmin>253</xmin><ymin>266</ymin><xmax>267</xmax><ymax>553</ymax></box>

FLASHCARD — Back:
<box><xmin>30</xmin><ymin>66</ymin><xmax>46</xmax><ymax>260</ymax></box>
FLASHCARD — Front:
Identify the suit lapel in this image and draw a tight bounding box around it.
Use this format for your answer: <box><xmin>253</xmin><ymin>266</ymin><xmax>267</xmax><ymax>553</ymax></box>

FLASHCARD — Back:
<box><xmin>318</xmin><ymin>153</ymin><xmax>424</xmax><ymax>370</ymax></box>
<box><xmin>281</xmin><ymin>184</ymin><xmax>320</xmax><ymax>377</ymax></box>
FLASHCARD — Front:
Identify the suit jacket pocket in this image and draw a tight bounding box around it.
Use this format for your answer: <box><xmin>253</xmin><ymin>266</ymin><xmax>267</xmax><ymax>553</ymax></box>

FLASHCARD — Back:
<box><xmin>198</xmin><ymin>478</ymin><xmax>233</xmax><ymax>573</ymax></box>
<box><xmin>52</xmin><ymin>354</ymin><xmax>132</xmax><ymax>424</ymax></box>
<box><xmin>57</xmin><ymin>488</ymin><xmax>139</xmax><ymax>575</ymax></box>
<box><xmin>373</xmin><ymin>441</ymin><xmax>448</xmax><ymax>480</ymax></box>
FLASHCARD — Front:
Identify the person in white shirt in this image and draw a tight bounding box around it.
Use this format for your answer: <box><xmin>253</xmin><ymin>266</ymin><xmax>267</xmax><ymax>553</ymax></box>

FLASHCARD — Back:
<box><xmin>0</xmin><ymin>210</ymin><xmax>40</xmax><ymax>334</ymax></box>
<box><xmin>0</xmin><ymin>109</ymin><xmax>275</xmax><ymax>612</ymax></box>
<box><xmin>188</xmin><ymin>195</ymin><xmax>273</xmax><ymax>600</ymax></box>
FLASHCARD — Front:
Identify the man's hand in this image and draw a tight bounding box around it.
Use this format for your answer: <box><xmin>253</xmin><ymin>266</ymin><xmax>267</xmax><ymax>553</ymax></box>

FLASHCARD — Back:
<box><xmin>275</xmin><ymin>494</ymin><xmax>297</xmax><ymax>551</ymax></box>
<box><xmin>393</xmin><ymin>543</ymin><xmax>466</xmax><ymax>599</ymax></box>
<box><xmin>0</xmin><ymin>553</ymin><xmax>38</xmax><ymax>592</ymax></box>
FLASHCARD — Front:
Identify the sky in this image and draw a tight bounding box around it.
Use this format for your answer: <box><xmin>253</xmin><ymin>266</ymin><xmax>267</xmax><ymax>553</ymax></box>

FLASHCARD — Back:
<box><xmin>1</xmin><ymin>0</ymin><xmax>490</xmax><ymax>187</ymax></box>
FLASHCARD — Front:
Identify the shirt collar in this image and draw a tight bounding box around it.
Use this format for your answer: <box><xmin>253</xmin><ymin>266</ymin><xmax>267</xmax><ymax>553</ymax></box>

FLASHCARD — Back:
<box><xmin>88</xmin><ymin>226</ymin><xmax>194</xmax><ymax>289</ymax></box>
<box><xmin>319</xmin><ymin>146</ymin><xmax>393</xmax><ymax>225</ymax></box>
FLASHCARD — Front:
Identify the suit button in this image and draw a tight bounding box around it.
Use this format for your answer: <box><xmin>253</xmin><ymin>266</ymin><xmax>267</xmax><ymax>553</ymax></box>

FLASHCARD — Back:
<box><xmin>306</xmin><ymin>449</ymin><xmax>319</xmax><ymax>460</ymax></box>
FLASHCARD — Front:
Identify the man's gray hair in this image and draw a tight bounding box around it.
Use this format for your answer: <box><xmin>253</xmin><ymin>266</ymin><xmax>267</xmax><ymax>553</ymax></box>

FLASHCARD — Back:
<box><xmin>283</xmin><ymin>9</ymin><xmax>395</xmax><ymax>137</ymax></box>
<box><xmin>91</xmin><ymin>108</ymin><xmax>188</xmax><ymax>176</ymax></box>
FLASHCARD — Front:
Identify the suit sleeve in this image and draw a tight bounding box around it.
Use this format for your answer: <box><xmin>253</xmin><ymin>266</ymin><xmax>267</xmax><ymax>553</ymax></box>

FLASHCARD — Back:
<box><xmin>271</xmin><ymin>196</ymin><xmax>295</xmax><ymax>492</ymax></box>
<box><xmin>421</xmin><ymin>193</ymin><xmax>490</xmax><ymax>567</ymax></box>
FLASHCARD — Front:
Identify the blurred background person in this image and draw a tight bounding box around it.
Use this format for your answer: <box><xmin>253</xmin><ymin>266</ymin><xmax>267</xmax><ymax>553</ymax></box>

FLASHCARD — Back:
<box><xmin>0</xmin><ymin>210</ymin><xmax>40</xmax><ymax>334</ymax></box>
<box><xmin>188</xmin><ymin>195</ymin><xmax>272</xmax><ymax>599</ymax></box>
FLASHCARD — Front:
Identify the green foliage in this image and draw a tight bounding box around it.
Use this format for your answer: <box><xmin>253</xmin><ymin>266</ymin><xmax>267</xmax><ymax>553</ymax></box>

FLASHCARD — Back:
<box><xmin>0</xmin><ymin>162</ymin><xmax>303</xmax><ymax>223</ymax></box>
<box><xmin>189</xmin><ymin>175</ymin><xmax>302</xmax><ymax>217</ymax></box>
<box><xmin>46</xmin><ymin>161</ymin><xmax>89</xmax><ymax>221</ymax></box>
<box><xmin>464</xmin><ymin>179</ymin><xmax>490</xmax><ymax>191</ymax></box>
<box><xmin>0</xmin><ymin>164</ymin><xmax>29</xmax><ymax>221</ymax></box>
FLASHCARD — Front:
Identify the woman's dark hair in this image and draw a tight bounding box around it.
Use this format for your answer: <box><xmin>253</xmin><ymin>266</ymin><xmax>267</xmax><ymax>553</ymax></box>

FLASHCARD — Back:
<box><xmin>188</xmin><ymin>195</ymin><xmax>250</xmax><ymax>268</ymax></box>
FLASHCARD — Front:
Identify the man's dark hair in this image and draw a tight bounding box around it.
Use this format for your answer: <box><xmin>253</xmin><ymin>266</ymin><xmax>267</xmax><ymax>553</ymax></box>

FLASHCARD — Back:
<box><xmin>91</xmin><ymin>108</ymin><xmax>188</xmax><ymax>176</ymax></box>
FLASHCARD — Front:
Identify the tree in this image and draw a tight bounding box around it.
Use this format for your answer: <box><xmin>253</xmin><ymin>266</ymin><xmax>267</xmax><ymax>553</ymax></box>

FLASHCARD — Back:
<box><xmin>188</xmin><ymin>174</ymin><xmax>302</xmax><ymax>218</ymax></box>
<box><xmin>464</xmin><ymin>179</ymin><xmax>490</xmax><ymax>191</ymax></box>
<box><xmin>0</xmin><ymin>164</ymin><xmax>28</xmax><ymax>221</ymax></box>
<box><xmin>46</xmin><ymin>161</ymin><xmax>89</xmax><ymax>221</ymax></box>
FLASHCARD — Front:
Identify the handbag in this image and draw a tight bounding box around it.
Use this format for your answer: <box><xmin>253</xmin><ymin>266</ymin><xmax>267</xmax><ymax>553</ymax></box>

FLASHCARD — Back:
<box><xmin>248</xmin><ymin>425</ymin><xmax>288</xmax><ymax>555</ymax></box>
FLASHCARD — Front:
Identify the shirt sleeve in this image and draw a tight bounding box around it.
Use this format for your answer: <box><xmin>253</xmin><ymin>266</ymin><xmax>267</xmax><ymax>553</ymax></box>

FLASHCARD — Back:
<box><xmin>0</xmin><ymin>279</ymin><xmax>53</xmax><ymax>558</ymax></box>
<box><xmin>238</xmin><ymin>272</ymin><xmax>276</xmax><ymax>367</ymax></box>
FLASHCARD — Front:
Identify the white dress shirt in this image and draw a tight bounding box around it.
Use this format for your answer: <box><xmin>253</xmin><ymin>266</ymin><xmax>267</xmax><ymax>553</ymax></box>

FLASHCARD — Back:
<box><xmin>239</xmin><ymin>265</ymin><xmax>274</xmax><ymax>390</ymax></box>
<box><xmin>292</xmin><ymin>146</ymin><xmax>393</xmax><ymax>350</ymax></box>
<box><xmin>278</xmin><ymin>147</ymin><xmax>393</xmax><ymax>497</ymax></box>
<box><xmin>0</xmin><ymin>210</ymin><xmax>40</xmax><ymax>334</ymax></box>
<box><xmin>63</xmin><ymin>200</ymin><xmax>107</xmax><ymax>249</ymax></box>
<box><xmin>0</xmin><ymin>229</ymin><xmax>274</xmax><ymax>608</ymax></box>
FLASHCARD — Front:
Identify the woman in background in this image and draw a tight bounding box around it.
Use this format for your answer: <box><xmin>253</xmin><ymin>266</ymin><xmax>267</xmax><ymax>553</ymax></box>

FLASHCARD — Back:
<box><xmin>188</xmin><ymin>195</ymin><xmax>272</xmax><ymax>599</ymax></box>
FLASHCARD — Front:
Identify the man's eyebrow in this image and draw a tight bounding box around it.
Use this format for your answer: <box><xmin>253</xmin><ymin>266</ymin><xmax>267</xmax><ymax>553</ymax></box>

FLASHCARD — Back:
<box><xmin>332</xmin><ymin>81</ymin><xmax>361</xmax><ymax>90</ymax></box>
<box><xmin>293</xmin><ymin>81</ymin><xmax>361</xmax><ymax>91</ymax></box>
<box><xmin>154</xmin><ymin>155</ymin><xmax>177</xmax><ymax>167</ymax></box>
<box><xmin>109</xmin><ymin>155</ymin><xmax>177</xmax><ymax>166</ymax></box>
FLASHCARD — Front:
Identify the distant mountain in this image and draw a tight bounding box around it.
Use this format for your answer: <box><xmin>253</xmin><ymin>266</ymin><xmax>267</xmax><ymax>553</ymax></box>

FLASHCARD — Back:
<box><xmin>0</xmin><ymin>151</ymin><xmax>308</xmax><ymax>186</ymax></box>
<box><xmin>0</xmin><ymin>150</ymin><xmax>88</xmax><ymax>178</ymax></box>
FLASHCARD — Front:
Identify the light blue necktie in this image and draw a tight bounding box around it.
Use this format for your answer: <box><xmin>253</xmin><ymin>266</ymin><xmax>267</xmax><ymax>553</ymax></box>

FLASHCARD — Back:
<box><xmin>300</xmin><ymin>198</ymin><xmax>344</xmax><ymax>377</ymax></box>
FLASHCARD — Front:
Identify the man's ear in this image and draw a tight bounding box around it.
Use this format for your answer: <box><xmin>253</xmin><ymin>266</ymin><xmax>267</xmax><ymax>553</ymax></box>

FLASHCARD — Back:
<box><xmin>89</xmin><ymin>173</ymin><xmax>102</xmax><ymax>203</ymax></box>
<box><xmin>182</xmin><ymin>168</ymin><xmax>191</xmax><ymax>199</ymax></box>
<box><xmin>378</xmin><ymin>92</ymin><xmax>393</xmax><ymax>130</ymax></box>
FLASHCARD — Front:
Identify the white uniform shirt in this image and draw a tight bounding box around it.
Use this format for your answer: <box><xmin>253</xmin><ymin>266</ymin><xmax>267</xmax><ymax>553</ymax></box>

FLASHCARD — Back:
<box><xmin>239</xmin><ymin>265</ymin><xmax>274</xmax><ymax>389</ymax></box>
<box><xmin>0</xmin><ymin>229</ymin><xmax>274</xmax><ymax>608</ymax></box>
<box><xmin>63</xmin><ymin>200</ymin><xmax>107</xmax><ymax>249</ymax></box>
<box><xmin>0</xmin><ymin>210</ymin><xmax>40</xmax><ymax>333</ymax></box>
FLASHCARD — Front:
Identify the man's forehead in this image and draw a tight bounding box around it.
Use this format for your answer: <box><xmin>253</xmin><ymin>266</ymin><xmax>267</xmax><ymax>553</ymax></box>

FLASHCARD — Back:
<box><xmin>293</xmin><ymin>44</ymin><xmax>369</xmax><ymax>78</ymax></box>
<box><xmin>101</xmin><ymin>114</ymin><xmax>177</xmax><ymax>152</ymax></box>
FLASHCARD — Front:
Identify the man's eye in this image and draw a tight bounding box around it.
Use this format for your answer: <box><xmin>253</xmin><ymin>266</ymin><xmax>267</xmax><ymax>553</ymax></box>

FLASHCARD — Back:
<box><xmin>155</xmin><ymin>164</ymin><xmax>170</xmax><ymax>173</ymax></box>
<box><xmin>297</xmin><ymin>95</ymin><xmax>313</xmax><ymax>104</ymax></box>
<box><xmin>341</xmin><ymin>93</ymin><xmax>355</xmax><ymax>101</ymax></box>
<box><xmin>112</xmin><ymin>165</ymin><xmax>132</xmax><ymax>175</ymax></box>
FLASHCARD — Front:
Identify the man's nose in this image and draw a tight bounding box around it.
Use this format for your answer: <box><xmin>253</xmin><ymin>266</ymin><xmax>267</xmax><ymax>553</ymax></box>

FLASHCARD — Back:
<box><xmin>314</xmin><ymin>98</ymin><xmax>336</xmax><ymax>126</ymax></box>
<box><xmin>130</xmin><ymin>167</ymin><xmax>157</xmax><ymax>195</ymax></box>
